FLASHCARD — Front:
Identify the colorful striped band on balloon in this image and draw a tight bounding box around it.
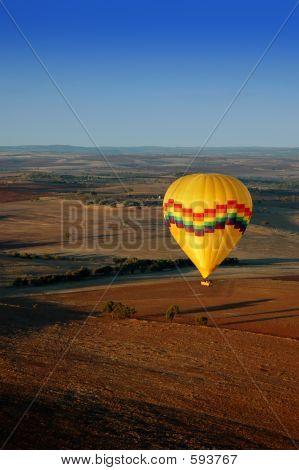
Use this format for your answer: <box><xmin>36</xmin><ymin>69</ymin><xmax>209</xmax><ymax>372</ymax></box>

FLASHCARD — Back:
<box><xmin>163</xmin><ymin>199</ymin><xmax>252</xmax><ymax>236</ymax></box>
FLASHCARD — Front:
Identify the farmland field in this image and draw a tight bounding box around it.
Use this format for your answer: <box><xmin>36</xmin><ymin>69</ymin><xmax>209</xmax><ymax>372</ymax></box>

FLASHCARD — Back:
<box><xmin>0</xmin><ymin>149</ymin><xmax>298</xmax><ymax>449</ymax></box>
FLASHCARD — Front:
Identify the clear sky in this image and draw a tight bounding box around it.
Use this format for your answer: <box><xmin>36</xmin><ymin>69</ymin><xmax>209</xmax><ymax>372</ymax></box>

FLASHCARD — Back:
<box><xmin>0</xmin><ymin>0</ymin><xmax>298</xmax><ymax>147</ymax></box>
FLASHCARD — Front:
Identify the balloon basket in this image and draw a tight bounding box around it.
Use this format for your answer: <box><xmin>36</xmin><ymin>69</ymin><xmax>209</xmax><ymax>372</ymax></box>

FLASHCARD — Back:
<box><xmin>201</xmin><ymin>280</ymin><xmax>212</xmax><ymax>287</ymax></box>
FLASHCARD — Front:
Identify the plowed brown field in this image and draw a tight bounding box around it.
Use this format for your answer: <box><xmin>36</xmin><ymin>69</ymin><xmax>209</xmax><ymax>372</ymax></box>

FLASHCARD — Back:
<box><xmin>0</xmin><ymin>276</ymin><xmax>298</xmax><ymax>449</ymax></box>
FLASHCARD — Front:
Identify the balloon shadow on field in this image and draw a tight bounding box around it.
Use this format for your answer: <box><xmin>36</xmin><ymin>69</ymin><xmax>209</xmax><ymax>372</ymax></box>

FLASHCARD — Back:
<box><xmin>179</xmin><ymin>298</ymin><xmax>274</xmax><ymax>316</ymax></box>
<box><xmin>138</xmin><ymin>298</ymin><xmax>274</xmax><ymax>321</ymax></box>
<box><xmin>222</xmin><ymin>308</ymin><xmax>299</xmax><ymax>325</ymax></box>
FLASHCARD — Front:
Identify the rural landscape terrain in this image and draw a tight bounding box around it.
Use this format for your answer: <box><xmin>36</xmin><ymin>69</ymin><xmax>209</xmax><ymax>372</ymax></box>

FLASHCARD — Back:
<box><xmin>0</xmin><ymin>146</ymin><xmax>298</xmax><ymax>449</ymax></box>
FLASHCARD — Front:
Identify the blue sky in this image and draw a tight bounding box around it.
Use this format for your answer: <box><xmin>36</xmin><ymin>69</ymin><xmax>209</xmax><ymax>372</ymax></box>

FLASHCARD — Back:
<box><xmin>0</xmin><ymin>0</ymin><xmax>298</xmax><ymax>146</ymax></box>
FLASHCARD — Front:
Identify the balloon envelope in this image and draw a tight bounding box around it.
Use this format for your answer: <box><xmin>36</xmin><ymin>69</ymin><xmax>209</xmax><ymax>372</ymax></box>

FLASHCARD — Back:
<box><xmin>163</xmin><ymin>173</ymin><xmax>252</xmax><ymax>279</ymax></box>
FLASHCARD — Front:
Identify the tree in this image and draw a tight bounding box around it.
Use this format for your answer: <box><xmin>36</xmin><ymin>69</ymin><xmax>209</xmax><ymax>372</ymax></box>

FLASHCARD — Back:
<box><xmin>12</xmin><ymin>277</ymin><xmax>23</xmax><ymax>287</ymax></box>
<box><xmin>94</xmin><ymin>265</ymin><xmax>113</xmax><ymax>276</ymax></box>
<box><xmin>137</xmin><ymin>259</ymin><xmax>152</xmax><ymax>273</ymax></box>
<box><xmin>112</xmin><ymin>303</ymin><xmax>136</xmax><ymax>319</ymax></box>
<box><xmin>101</xmin><ymin>301</ymin><xmax>137</xmax><ymax>319</ymax></box>
<box><xmin>102</xmin><ymin>300</ymin><xmax>118</xmax><ymax>313</ymax></box>
<box><xmin>113</xmin><ymin>256</ymin><xmax>127</xmax><ymax>266</ymax></box>
<box><xmin>124</xmin><ymin>257</ymin><xmax>139</xmax><ymax>274</ymax></box>
<box><xmin>165</xmin><ymin>305</ymin><xmax>179</xmax><ymax>322</ymax></box>
<box><xmin>76</xmin><ymin>266</ymin><xmax>91</xmax><ymax>278</ymax></box>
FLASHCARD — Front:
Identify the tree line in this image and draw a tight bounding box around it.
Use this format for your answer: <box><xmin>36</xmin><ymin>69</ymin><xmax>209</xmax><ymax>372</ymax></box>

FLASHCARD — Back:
<box><xmin>100</xmin><ymin>300</ymin><xmax>209</xmax><ymax>325</ymax></box>
<box><xmin>12</xmin><ymin>256</ymin><xmax>239</xmax><ymax>287</ymax></box>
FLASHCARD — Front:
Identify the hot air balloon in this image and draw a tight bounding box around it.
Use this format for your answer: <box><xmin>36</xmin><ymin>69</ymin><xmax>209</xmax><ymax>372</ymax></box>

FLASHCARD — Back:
<box><xmin>163</xmin><ymin>173</ymin><xmax>252</xmax><ymax>280</ymax></box>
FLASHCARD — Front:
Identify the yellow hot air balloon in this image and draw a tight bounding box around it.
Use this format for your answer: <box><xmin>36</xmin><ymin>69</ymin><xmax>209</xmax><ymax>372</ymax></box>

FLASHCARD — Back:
<box><xmin>163</xmin><ymin>173</ymin><xmax>252</xmax><ymax>279</ymax></box>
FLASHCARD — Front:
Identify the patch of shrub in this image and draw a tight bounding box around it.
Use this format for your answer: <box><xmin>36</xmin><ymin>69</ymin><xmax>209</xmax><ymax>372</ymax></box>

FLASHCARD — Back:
<box><xmin>9</xmin><ymin>252</ymin><xmax>65</xmax><ymax>260</ymax></box>
<box><xmin>66</xmin><ymin>266</ymin><xmax>91</xmax><ymax>281</ymax></box>
<box><xmin>123</xmin><ymin>200</ymin><xmax>141</xmax><ymax>207</ymax></box>
<box><xmin>175</xmin><ymin>258</ymin><xmax>193</xmax><ymax>268</ymax></box>
<box><xmin>102</xmin><ymin>300</ymin><xmax>136</xmax><ymax>319</ymax></box>
<box><xmin>94</xmin><ymin>265</ymin><xmax>114</xmax><ymax>276</ymax></box>
<box><xmin>136</xmin><ymin>259</ymin><xmax>154</xmax><ymax>273</ymax></box>
<box><xmin>150</xmin><ymin>259</ymin><xmax>175</xmax><ymax>272</ymax></box>
<box><xmin>12</xmin><ymin>277</ymin><xmax>22</xmax><ymax>287</ymax></box>
<box><xmin>12</xmin><ymin>277</ymin><xmax>28</xmax><ymax>287</ymax></box>
<box><xmin>76</xmin><ymin>266</ymin><xmax>91</xmax><ymax>277</ymax></box>
<box><xmin>102</xmin><ymin>300</ymin><xmax>118</xmax><ymax>313</ymax></box>
<box><xmin>120</xmin><ymin>257</ymin><xmax>139</xmax><ymax>274</ymax></box>
<box><xmin>165</xmin><ymin>305</ymin><xmax>179</xmax><ymax>322</ymax></box>
<box><xmin>113</xmin><ymin>256</ymin><xmax>127</xmax><ymax>266</ymax></box>
<box><xmin>65</xmin><ymin>271</ymin><xmax>75</xmax><ymax>281</ymax></box>
<box><xmin>29</xmin><ymin>277</ymin><xmax>43</xmax><ymax>286</ymax></box>
<box><xmin>195</xmin><ymin>315</ymin><xmax>208</xmax><ymax>326</ymax></box>
<box><xmin>112</xmin><ymin>303</ymin><xmax>136</xmax><ymax>319</ymax></box>
<box><xmin>99</xmin><ymin>199</ymin><xmax>118</xmax><ymax>207</ymax></box>
<box><xmin>50</xmin><ymin>274</ymin><xmax>65</xmax><ymax>283</ymax></box>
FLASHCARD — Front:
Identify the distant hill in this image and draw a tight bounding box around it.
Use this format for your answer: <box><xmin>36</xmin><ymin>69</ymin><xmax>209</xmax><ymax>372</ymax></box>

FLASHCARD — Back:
<box><xmin>0</xmin><ymin>145</ymin><xmax>298</xmax><ymax>158</ymax></box>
